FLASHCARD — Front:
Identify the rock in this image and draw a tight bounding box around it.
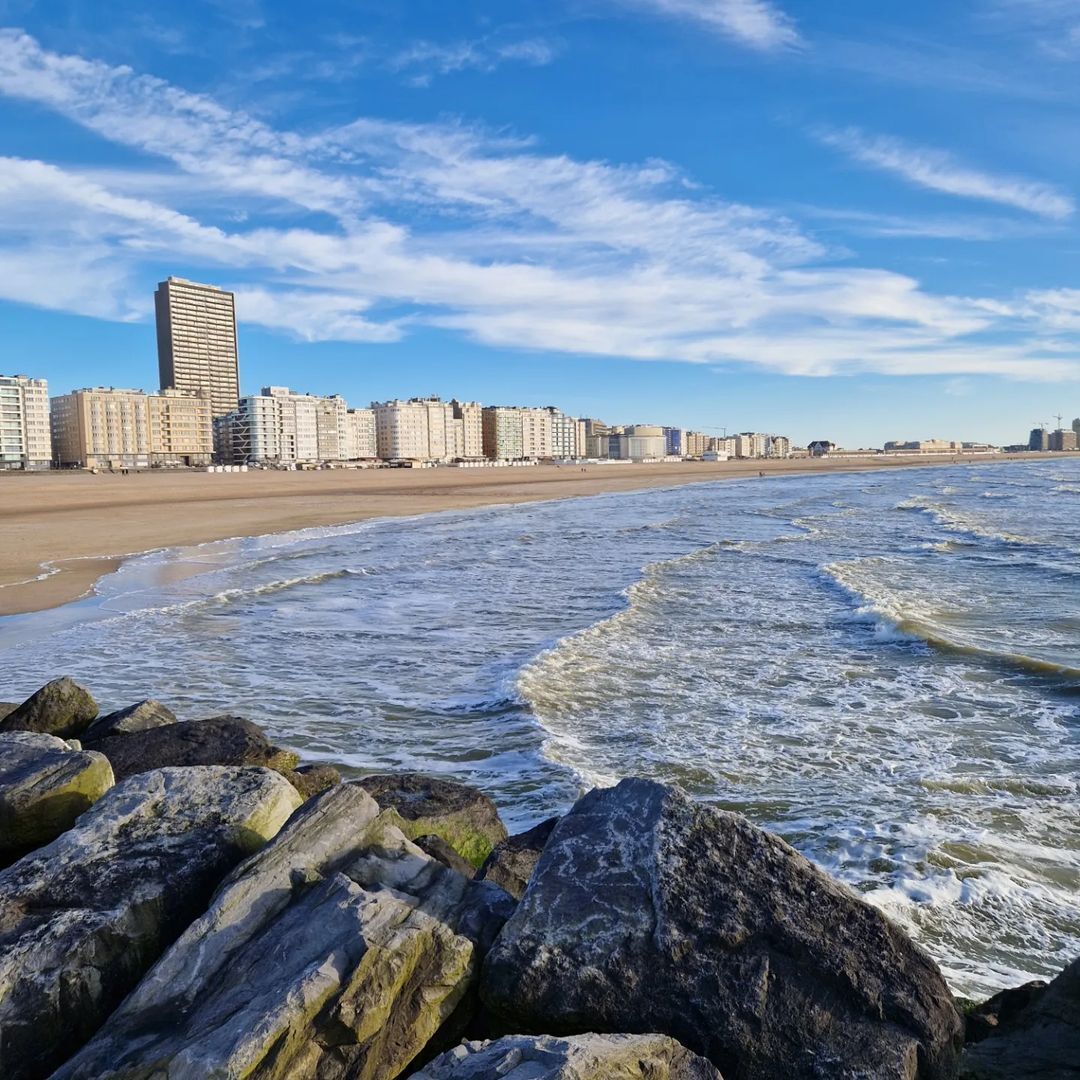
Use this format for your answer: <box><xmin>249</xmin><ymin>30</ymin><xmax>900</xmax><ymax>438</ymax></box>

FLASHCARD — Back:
<box><xmin>82</xmin><ymin>699</ymin><xmax>177</xmax><ymax>741</ymax></box>
<box><xmin>0</xmin><ymin>703</ymin><xmax>18</xmax><ymax>721</ymax></box>
<box><xmin>959</xmin><ymin>958</ymin><xmax>1079</xmax><ymax>1078</ymax></box>
<box><xmin>57</xmin><ymin>787</ymin><xmax>514</xmax><ymax>1080</ymax></box>
<box><xmin>0</xmin><ymin>765</ymin><xmax>301</xmax><ymax>1080</ymax></box>
<box><xmin>355</xmin><ymin>773</ymin><xmax>508</xmax><ymax>867</ymax></box>
<box><xmin>0</xmin><ymin>732</ymin><xmax>114</xmax><ymax>859</ymax></box>
<box><xmin>476</xmin><ymin>816</ymin><xmax>558</xmax><ymax>900</ymax></box>
<box><xmin>282</xmin><ymin>761</ymin><xmax>342</xmax><ymax>800</ymax></box>
<box><xmin>418</xmin><ymin>833</ymin><xmax>478</xmax><ymax>877</ymax></box>
<box><xmin>413</xmin><ymin>1033</ymin><xmax>724</xmax><ymax>1079</ymax></box>
<box><xmin>0</xmin><ymin>677</ymin><xmax>98</xmax><ymax>738</ymax></box>
<box><xmin>963</xmin><ymin>980</ymin><xmax>1048</xmax><ymax>1044</ymax></box>
<box><xmin>89</xmin><ymin>715</ymin><xmax>300</xmax><ymax>782</ymax></box>
<box><xmin>482</xmin><ymin>778</ymin><xmax>963</xmax><ymax>1080</ymax></box>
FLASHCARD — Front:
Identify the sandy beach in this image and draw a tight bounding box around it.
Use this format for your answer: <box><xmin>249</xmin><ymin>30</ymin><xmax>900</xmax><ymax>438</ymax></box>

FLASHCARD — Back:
<box><xmin>0</xmin><ymin>453</ymin><xmax>1051</xmax><ymax>616</ymax></box>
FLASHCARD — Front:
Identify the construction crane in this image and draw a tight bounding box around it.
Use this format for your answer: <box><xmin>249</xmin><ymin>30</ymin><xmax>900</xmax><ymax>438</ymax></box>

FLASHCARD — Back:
<box><xmin>1054</xmin><ymin>414</ymin><xmax>1064</xmax><ymax>430</ymax></box>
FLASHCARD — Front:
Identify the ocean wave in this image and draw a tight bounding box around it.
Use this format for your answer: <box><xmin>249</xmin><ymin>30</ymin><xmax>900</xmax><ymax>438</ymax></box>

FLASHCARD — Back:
<box><xmin>896</xmin><ymin>496</ymin><xmax>1041</xmax><ymax>547</ymax></box>
<box><xmin>824</xmin><ymin>560</ymin><xmax>1080</xmax><ymax>680</ymax></box>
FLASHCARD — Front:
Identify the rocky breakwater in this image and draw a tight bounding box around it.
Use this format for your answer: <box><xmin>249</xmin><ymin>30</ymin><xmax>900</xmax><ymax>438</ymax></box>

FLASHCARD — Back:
<box><xmin>0</xmin><ymin>676</ymin><xmax>1074</xmax><ymax>1080</ymax></box>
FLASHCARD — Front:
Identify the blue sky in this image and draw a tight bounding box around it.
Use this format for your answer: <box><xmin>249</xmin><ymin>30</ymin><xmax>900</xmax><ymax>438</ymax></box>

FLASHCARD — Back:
<box><xmin>1</xmin><ymin>0</ymin><xmax>1079</xmax><ymax>446</ymax></box>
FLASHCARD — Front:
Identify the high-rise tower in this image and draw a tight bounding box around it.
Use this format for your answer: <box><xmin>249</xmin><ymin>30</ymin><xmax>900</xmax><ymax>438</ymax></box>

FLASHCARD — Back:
<box><xmin>155</xmin><ymin>277</ymin><xmax>240</xmax><ymax>418</ymax></box>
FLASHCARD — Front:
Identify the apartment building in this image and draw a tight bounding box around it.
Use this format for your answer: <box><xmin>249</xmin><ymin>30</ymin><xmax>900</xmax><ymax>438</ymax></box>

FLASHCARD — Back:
<box><xmin>608</xmin><ymin>424</ymin><xmax>666</xmax><ymax>460</ymax></box>
<box><xmin>683</xmin><ymin>431</ymin><xmax>709</xmax><ymax>457</ymax></box>
<box><xmin>372</xmin><ymin>397</ymin><xmax>455</xmax><ymax>461</ymax></box>
<box><xmin>546</xmin><ymin>407</ymin><xmax>581</xmax><ymax>459</ymax></box>
<box><xmin>482</xmin><ymin>406</ymin><xmax>525</xmax><ymax>460</ymax></box>
<box><xmin>451</xmin><ymin>400</ymin><xmax>484</xmax><ymax>459</ymax></box>
<box><xmin>51</xmin><ymin>387</ymin><xmax>213</xmax><ymax>468</ymax></box>
<box><xmin>344</xmin><ymin>408</ymin><xmax>377</xmax><ymax>460</ymax></box>
<box><xmin>1049</xmin><ymin>428</ymin><xmax>1079</xmax><ymax>451</ymax></box>
<box><xmin>0</xmin><ymin>375</ymin><xmax>52</xmax><ymax>470</ymax></box>
<box><xmin>155</xmin><ymin>277</ymin><xmax>240</xmax><ymax>419</ymax></box>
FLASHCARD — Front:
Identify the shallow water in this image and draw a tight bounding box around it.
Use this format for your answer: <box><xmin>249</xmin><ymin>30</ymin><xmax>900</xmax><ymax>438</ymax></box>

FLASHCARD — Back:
<box><xmin>3</xmin><ymin>459</ymin><xmax>1078</xmax><ymax>997</ymax></box>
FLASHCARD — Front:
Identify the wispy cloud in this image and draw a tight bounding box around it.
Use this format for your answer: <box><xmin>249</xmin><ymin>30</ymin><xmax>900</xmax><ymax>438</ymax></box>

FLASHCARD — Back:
<box><xmin>389</xmin><ymin>36</ymin><xmax>558</xmax><ymax>86</ymax></box>
<box><xmin>986</xmin><ymin>1</ymin><xmax>1080</xmax><ymax>59</ymax></box>
<box><xmin>619</xmin><ymin>0</ymin><xmax>801</xmax><ymax>51</ymax></box>
<box><xmin>817</xmin><ymin>126</ymin><xmax>1074</xmax><ymax>219</ymax></box>
<box><xmin>0</xmin><ymin>30</ymin><xmax>1076</xmax><ymax>383</ymax></box>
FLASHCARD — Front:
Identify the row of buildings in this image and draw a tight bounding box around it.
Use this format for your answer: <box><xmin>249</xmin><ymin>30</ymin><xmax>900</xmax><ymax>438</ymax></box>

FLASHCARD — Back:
<box><xmin>1027</xmin><ymin>424</ymin><xmax>1080</xmax><ymax>452</ymax></box>
<box><xmin>2</xmin><ymin>276</ymin><xmax>798</xmax><ymax>471</ymax></box>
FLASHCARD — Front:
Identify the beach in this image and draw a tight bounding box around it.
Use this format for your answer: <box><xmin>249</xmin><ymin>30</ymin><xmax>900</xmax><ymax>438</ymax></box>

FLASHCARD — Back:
<box><xmin>0</xmin><ymin>453</ymin><xmax>1056</xmax><ymax>617</ymax></box>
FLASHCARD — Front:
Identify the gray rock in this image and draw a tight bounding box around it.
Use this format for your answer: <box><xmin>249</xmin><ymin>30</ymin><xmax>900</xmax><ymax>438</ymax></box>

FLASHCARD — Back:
<box><xmin>0</xmin><ymin>677</ymin><xmax>98</xmax><ymax>739</ymax></box>
<box><xmin>0</xmin><ymin>765</ymin><xmax>301</xmax><ymax>1080</ymax></box>
<box><xmin>482</xmin><ymin>778</ymin><xmax>963</xmax><ymax>1080</ymax></box>
<box><xmin>355</xmin><ymin>773</ymin><xmax>508</xmax><ymax>867</ymax></box>
<box><xmin>83</xmin><ymin>699</ymin><xmax>177</xmax><ymax>741</ymax></box>
<box><xmin>476</xmin><ymin>817</ymin><xmax>558</xmax><ymax>900</ymax></box>
<box><xmin>0</xmin><ymin>732</ymin><xmax>114</xmax><ymax>858</ymax></box>
<box><xmin>0</xmin><ymin>703</ymin><xmax>18</xmax><ymax>721</ymax></box>
<box><xmin>90</xmin><ymin>715</ymin><xmax>300</xmax><ymax>782</ymax></box>
<box><xmin>57</xmin><ymin>788</ymin><xmax>514</xmax><ymax>1080</ymax></box>
<box><xmin>963</xmin><ymin>980</ymin><xmax>1048</xmax><ymax>1044</ymax></box>
<box><xmin>413</xmin><ymin>1033</ymin><xmax>724</xmax><ymax>1079</ymax></box>
<box><xmin>960</xmin><ymin>957</ymin><xmax>1079</xmax><ymax>1078</ymax></box>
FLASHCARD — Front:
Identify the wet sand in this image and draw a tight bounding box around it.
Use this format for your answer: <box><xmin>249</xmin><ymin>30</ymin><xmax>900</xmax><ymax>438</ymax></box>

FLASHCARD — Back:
<box><xmin>0</xmin><ymin>454</ymin><xmax>1049</xmax><ymax>616</ymax></box>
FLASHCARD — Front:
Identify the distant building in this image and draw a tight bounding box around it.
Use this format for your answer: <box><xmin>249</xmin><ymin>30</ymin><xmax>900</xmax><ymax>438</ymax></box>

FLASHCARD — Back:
<box><xmin>345</xmin><ymin>408</ymin><xmax>377</xmax><ymax>460</ymax></box>
<box><xmin>51</xmin><ymin>387</ymin><xmax>213</xmax><ymax>469</ymax></box>
<box><xmin>521</xmin><ymin>407</ymin><xmax>553</xmax><ymax>459</ymax></box>
<box><xmin>372</xmin><ymin>397</ymin><xmax>454</xmax><ymax>461</ymax></box>
<box><xmin>684</xmin><ymin>431</ymin><xmax>709</xmax><ymax>457</ymax></box>
<box><xmin>883</xmin><ymin>439</ymin><xmax>963</xmax><ymax>455</ymax></box>
<box><xmin>451</xmin><ymin>400</ymin><xmax>484</xmax><ymax>459</ymax></box>
<box><xmin>547</xmin><ymin>407</ymin><xmax>581</xmax><ymax>459</ymax></box>
<box><xmin>766</xmin><ymin>435</ymin><xmax>791</xmax><ymax>458</ymax></box>
<box><xmin>663</xmin><ymin>427</ymin><xmax>684</xmax><ymax>457</ymax></box>
<box><xmin>155</xmin><ymin>277</ymin><xmax>240</xmax><ymax>419</ymax></box>
<box><xmin>609</xmin><ymin>425</ymin><xmax>666</xmax><ymax>460</ymax></box>
<box><xmin>482</xmin><ymin>406</ymin><xmax>527</xmax><ymax>460</ymax></box>
<box><xmin>1049</xmin><ymin>428</ymin><xmax>1078</xmax><ymax>452</ymax></box>
<box><xmin>0</xmin><ymin>375</ymin><xmax>51</xmax><ymax>470</ymax></box>
<box><xmin>808</xmin><ymin>440</ymin><xmax>835</xmax><ymax>457</ymax></box>
<box><xmin>1029</xmin><ymin>427</ymin><xmax>1049</xmax><ymax>452</ymax></box>
<box><xmin>1073</xmin><ymin>417</ymin><xmax>1080</xmax><ymax>440</ymax></box>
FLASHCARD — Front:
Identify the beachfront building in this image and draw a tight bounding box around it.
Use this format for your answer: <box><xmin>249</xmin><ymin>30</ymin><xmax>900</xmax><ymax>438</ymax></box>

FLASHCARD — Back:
<box><xmin>0</xmin><ymin>375</ymin><xmax>52</xmax><ymax>470</ymax></box>
<box><xmin>1049</xmin><ymin>428</ymin><xmax>1079</xmax><ymax>451</ymax></box>
<box><xmin>883</xmin><ymin>439</ymin><xmax>964</xmax><ymax>455</ymax></box>
<box><xmin>1029</xmin><ymin>427</ymin><xmax>1049</xmax><ymax>451</ymax></box>
<box><xmin>663</xmin><ymin>427</ymin><xmax>684</xmax><ymax>457</ymax></box>
<box><xmin>766</xmin><ymin>435</ymin><xmax>791</xmax><ymax>458</ymax></box>
<box><xmin>155</xmin><ymin>277</ymin><xmax>240</xmax><ymax>419</ymax></box>
<box><xmin>608</xmin><ymin>425</ymin><xmax>667</xmax><ymax>460</ymax></box>
<box><xmin>451</xmin><ymin>400</ymin><xmax>484</xmax><ymax>459</ymax></box>
<box><xmin>216</xmin><ymin>386</ymin><xmax>370</xmax><ymax>465</ymax></box>
<box><xmin>1074</xmin><ymin>417</ymin><xmax>1080</xmax><ymax>440</ymax></box>
<box><xmin>482</xmin><ymin>406</ymin><xmax>526</xmax><ymax>460</ymax></box>
<box><xmin>684</xmin><ymin>431</ymin><xmax>709</xmax><ymax>457</ymax></box>
<box><xmin>372</xmin><ymin>397</ymin><xmax>455</xmax><ymax>462</ymax></box>
<box><xmin>51</xmin><ymin>387</ymin><xmax>213</xmax><ymax>469</ymax></box>
<box><xmin>548</xmin><ymin>407</ymin><xmax>581</xmax><ymax>459</ymax></box>
<box><xmin>345</xmin><ymin>408</ymin><xmax>377</xmax><ymax>460</ymax></box>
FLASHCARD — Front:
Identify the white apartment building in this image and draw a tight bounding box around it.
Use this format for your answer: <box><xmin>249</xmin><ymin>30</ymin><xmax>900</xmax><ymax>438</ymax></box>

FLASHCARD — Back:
<box><xmin>521</xmin><ymin>408</ymin><xmax>553</xmax><ymax>459</ymax></box>
<box><xmin>51</xmin><ymin>387</ymin><xmax>213</xmax><ymax>469</ymax></box>
<box><xmin>451</xmin><ymin>400</ymin><xmax>484</xmax><ymax>459</ymax></box>
<box><xmin>0</xmin><ymin>375</ymin><xmax>51</xmax><ymax>470</ymax></box>
<box><xmin>344</xmin><ymin>408</ymin><xmax>377</xmax><ymax>460</ymax></box>
<box><xmin>372</xmin><ymin>397</ymin><xmax>455</xmax><ymax>461</ymax></box>
<box><xmin>547</xmin><ymin>408</ymin><xmax>581</xmax><ymax>459</ymax></box>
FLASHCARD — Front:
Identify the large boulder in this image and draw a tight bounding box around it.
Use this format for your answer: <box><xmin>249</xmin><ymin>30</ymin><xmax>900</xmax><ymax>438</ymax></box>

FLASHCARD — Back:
<box><xmin>0</xmin><ymin>766</ymin><xmax>301</xmax><ymax>1080</ymax></box>
<box><xmin>0</xmin><ymin>732</ymin><xmax>114</xmax><ymax>859</ymax></box>
<box><xmin>0</xmin><ymin>703</ymin><xmax>18</xmax><ymax>721</ymax></box>
<box><xmin>960</xmin><ymin>957</ymin><xmax>1079</xmax><ymax>1078</ymax></box>
<box><xmin>476</xmin><ymin>817</ymin><xmax>558</xmax><ymax>900</ymax></box>
<box><xmin>57</xmin><ymin>785</ymin><xmax>514</xmax><ymax>1080</ymax></box>
<box><xmin>414</xmin><ymin>1033</ymin><xmax>724</xmax><ymax>1079</ymax></box>
<box><xmin>482</xmin><ymin>778</ymin><xmax>963</xmax><ymax>1080</ymax></box>
<box><xmin>281</xmin><ymin>761</ymin><xmax>342</xmax><ymax>801</ymax></box>
<box><xmin>82</xmin><ymin>699</ymin><xmax>177</xmax><ymax>741</ymax></box>
<box><xmin>0</xmin><ymin>677</ymin><xmax>98</xmax><ymax>738</ymax></box>
<box><xmin>89</xmin><ymin>715</ymin><xmax>300</xmax><ymax>781</ymax></box>
<box><xmin>355</xmin><ymin>773</ymin><xmax>508</xmax><ymax>867</ymax></box>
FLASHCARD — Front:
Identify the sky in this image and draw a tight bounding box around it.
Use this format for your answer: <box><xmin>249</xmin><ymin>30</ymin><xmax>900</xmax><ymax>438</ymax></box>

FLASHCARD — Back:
<box><xmin>1</xmin><ymin>0</ymin><xmax>1079</xmax><ymax>446</ymax></box>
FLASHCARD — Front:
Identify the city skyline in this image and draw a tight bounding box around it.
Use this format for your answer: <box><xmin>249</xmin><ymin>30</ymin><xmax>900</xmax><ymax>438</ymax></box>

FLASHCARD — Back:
<box><xmin>2</xmin><ymin>3</ymin><xmax>1080</xmax><ymax>445</ymax></box>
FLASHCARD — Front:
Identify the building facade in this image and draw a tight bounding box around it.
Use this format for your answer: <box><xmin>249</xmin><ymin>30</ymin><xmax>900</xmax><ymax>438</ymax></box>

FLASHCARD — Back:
<box><xmin>1029</xmin><ymin>428</ymin><xmax>1049</xmax><ymax>452</ymax></box>
<box><xmin>344</xmin><ymin>408</ymin><xmax>378</xmax><ymax>460</ymax></box>
<box><xmin>0</xmin><ymin>375</ymin><xmax>51</xmax><ymax>470</ymax></box>
<box><xmin>372</xmin><ymin>397</ymin><xmax>455</xmax><ymax>461</ymax></box>
<box><xmin>1049</xmin><ymin>428</ymin><xmax>1079</xmax><ymax>452</ymax></box>
<box><xmin>155</xmin><ymin>277</ymin><xmax>240</xmax><ymax>419</ymax></box>
<box><xmin>51</xmin><ymin>387</ymin><xmax>213</xmax><ymax>469</ymax></box>
<box><xmin>547</xmin><ymin>408</ymin><xmax>580</xmax><ymax>459</ymax></box>
<box><xmin>451</xmin><ymin>400</ymin><xmax>484</xmax><ymax>459</ymax></box>
<box><xmin>482</xmin><ymin>406</ymin><xmax>526</xmax><ymax>460</ymax></box>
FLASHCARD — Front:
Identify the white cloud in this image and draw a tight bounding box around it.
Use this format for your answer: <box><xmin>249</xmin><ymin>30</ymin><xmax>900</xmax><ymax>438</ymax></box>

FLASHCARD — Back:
<box><xmin>389</xmin><ymin>37</ymin><xmax>557</xmax><ymax>86</ymax></box>
<box><xmin>619</xmin><ymin>0</ymin><xmax>801</xmax><ymax>51</ymax></box>
<box><xmin>817</xmin><ymin>126</ymin><xmax>1074</xmax><ymax>219</ymax></box>
<box><xmin>0</xmin><ymin>31</ymin><xmax>1077</xmax><ymax>383</ymax></box>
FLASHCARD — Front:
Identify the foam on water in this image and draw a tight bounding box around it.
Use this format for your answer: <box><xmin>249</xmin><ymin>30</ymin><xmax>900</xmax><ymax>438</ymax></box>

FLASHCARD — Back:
<box><xmin>2</xmin><ymin>460</ymin><xmax>1078</xmax><ymax>997</ymax></box>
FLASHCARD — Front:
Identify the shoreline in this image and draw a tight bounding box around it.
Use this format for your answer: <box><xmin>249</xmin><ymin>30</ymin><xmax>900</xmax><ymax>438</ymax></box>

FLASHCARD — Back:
<box><xmin>0</xmin><ymin>452</ymin><xmax>1059</xmax><ymax>617</ymax></box>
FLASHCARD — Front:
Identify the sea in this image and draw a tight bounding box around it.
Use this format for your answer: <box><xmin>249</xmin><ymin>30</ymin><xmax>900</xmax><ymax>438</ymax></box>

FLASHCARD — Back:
<box><xmin>2</xmin><ymin>459</ymin><xmax>1078</xmax><ymax>999</ymax></box>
